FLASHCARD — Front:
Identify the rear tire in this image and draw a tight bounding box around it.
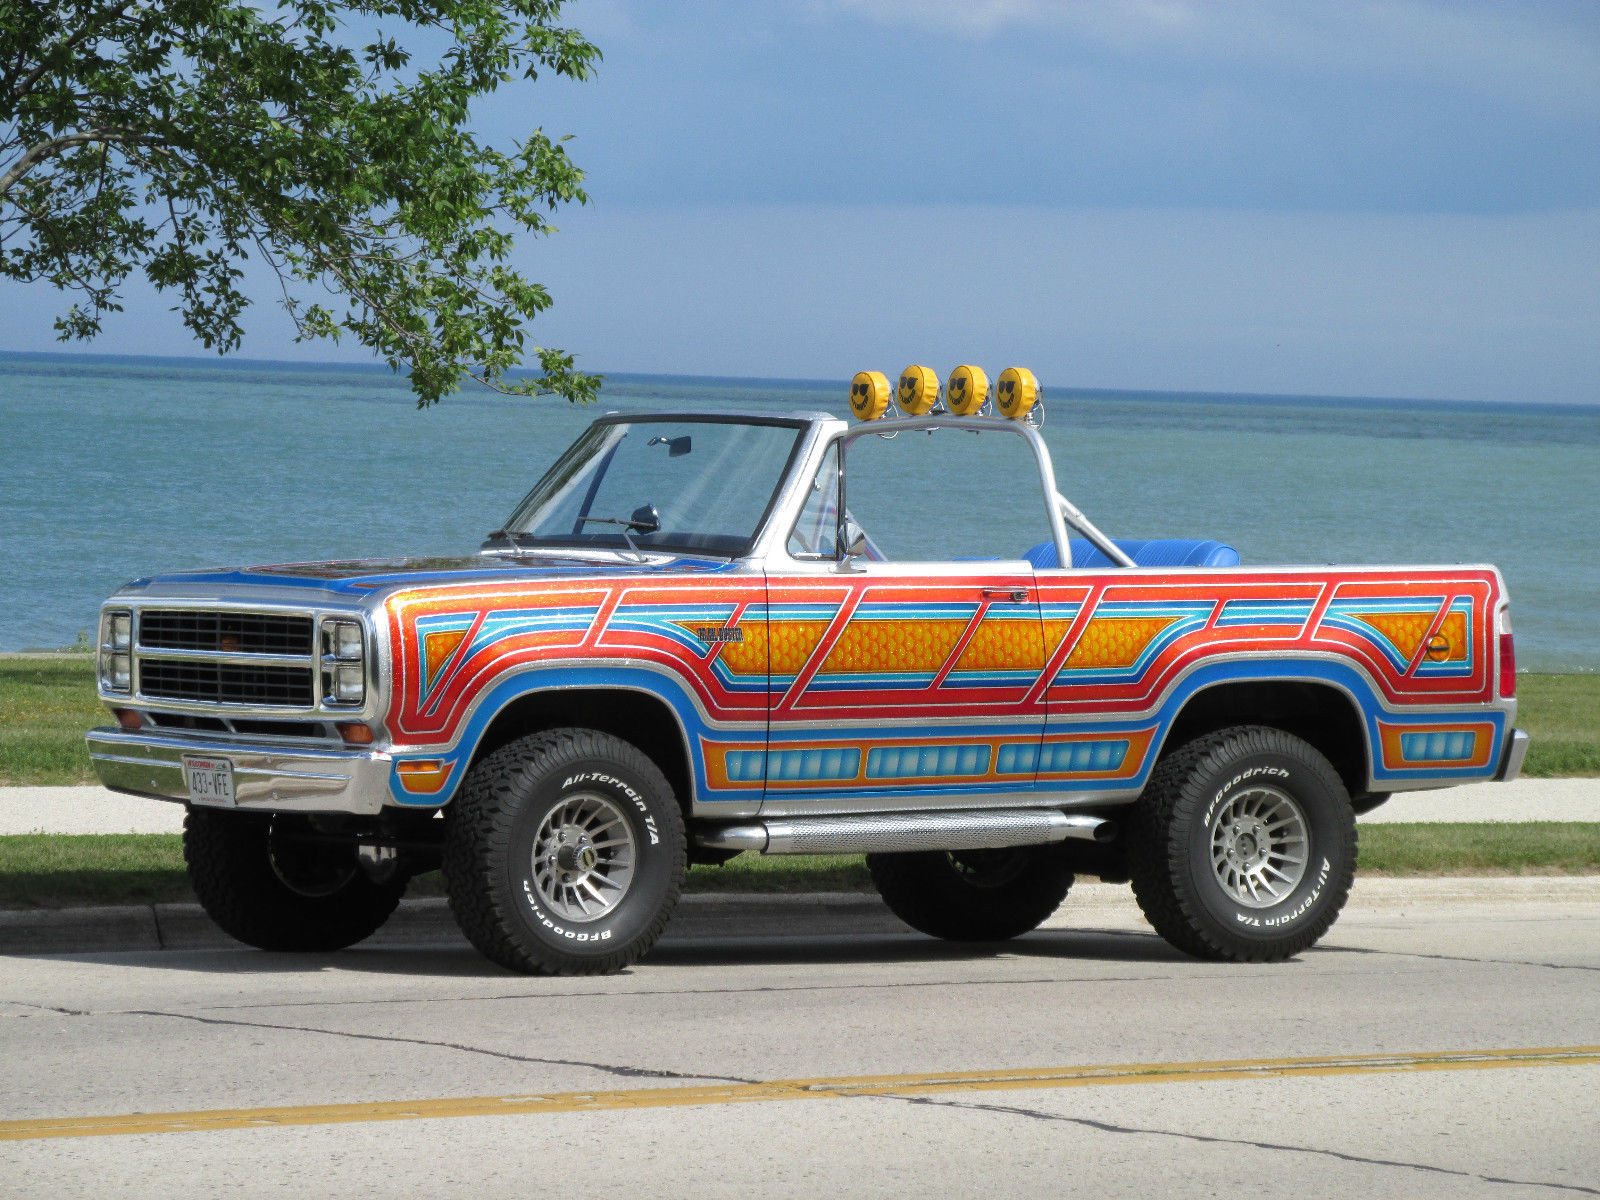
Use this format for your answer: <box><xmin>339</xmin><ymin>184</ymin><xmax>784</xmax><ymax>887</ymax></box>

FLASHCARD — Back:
<box><xmin>867</xmin><ymin>846</ymin><xmax>1073</xmax><ymax>941</ymax></box>
<box><xmin>443</xmin><ymin>728</ymin><xmax>686</xmax><ymax>975</ymax></box>
<box><xmin>183</xmin><ymin>808</ymin><xmax>407</xmax><ymax>951</ymax></box>
<box><xmin>1128</xmin><ymin>725</ymin><xmax>1356</xmax><ymax>962</ymax></box>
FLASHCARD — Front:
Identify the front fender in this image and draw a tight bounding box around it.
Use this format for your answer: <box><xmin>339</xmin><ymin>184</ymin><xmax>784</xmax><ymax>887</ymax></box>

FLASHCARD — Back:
<box><xmin>385</xmin><ymin>663</ymin><xmax>765</xmax><ymax>813</ymax></box>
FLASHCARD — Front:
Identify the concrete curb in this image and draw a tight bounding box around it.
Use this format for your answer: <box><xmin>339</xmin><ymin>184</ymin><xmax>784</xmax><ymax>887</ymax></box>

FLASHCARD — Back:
<box><xmin>4</xmin><ymin>776</ymin><xmax>1598</xmax><ymax>835</ymax></box>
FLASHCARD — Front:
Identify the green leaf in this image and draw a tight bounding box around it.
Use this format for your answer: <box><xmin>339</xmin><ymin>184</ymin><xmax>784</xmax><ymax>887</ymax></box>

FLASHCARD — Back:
<box><xmin>0</xmin><ymin>0</ymin><xmax>603</xmax><ymax>407</ymax></box>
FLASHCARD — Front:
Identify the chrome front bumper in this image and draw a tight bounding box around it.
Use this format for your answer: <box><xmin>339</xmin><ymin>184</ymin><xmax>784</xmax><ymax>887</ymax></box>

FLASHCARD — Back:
<box><xmin>1496</xmin><ymin>728</ymin><xmax>1530</xmax><ymax>783</ymax></box>
<box><xmin>87</xmin><ymin>727</ymin><xmax>393</xmax><ymax>815</ymax></box>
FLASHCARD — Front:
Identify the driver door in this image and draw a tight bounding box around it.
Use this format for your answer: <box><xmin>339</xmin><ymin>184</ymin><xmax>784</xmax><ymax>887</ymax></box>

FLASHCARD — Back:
<box><xmin>757</xmin><ymin>428</ymin><xmax>1054</xmax><ymax>814</ymax></box>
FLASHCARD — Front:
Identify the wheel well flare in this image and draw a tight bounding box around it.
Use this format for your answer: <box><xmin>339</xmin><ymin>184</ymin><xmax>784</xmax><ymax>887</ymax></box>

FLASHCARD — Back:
<box><xmin>1161</xmin><ymin>680</ymin><xmax>1369</xmax><ymax>797</ymax></box>
<box><xmin>471</xmin><ymin>688</ymin><xmax>694</xmax><ymax>817</ymax></box>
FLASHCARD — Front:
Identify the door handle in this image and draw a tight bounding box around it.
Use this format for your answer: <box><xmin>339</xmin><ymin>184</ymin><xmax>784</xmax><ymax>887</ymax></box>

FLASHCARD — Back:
<box><xmin>982</xmin><ymin>588</ymin><xmax>1030</xmax><ymax>603</ymax></box>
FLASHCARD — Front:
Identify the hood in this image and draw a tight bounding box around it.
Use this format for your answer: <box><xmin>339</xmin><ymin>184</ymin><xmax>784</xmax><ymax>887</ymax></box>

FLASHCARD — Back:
<box><xmin>115</xmin><ymin>552</ymin><xmax>738</xmax><ymax>603</ymax></box>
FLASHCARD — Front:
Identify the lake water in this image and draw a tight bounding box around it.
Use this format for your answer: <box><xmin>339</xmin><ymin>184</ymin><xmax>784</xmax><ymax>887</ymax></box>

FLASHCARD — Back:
<box><xmin>3</xmin><ymin>351</ymin><xmax>1596</xmax><ymax>670</ymax></box>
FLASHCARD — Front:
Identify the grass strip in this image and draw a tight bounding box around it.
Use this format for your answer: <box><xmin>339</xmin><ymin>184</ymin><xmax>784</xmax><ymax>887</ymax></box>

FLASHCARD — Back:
<box><xmin>1</xmin><ymin>824</ymin><xmax>1596</xmax><ymax>911</ymax></box>
<box><xmin>1356</xmin><ymin>821</ymin><xmax>1600</xmax><ymax>875</ymax></box>
<box><xmin>1517</xmin><ymin>673</ymin><xmax>1600</xmax><ymax>777</ymax></box>
<box><xmin>0</xmin><ymin>658</ymin><xmax>105</xmax><ymax>787</ymax></box>
<box><xmin>3</xmin><ymin>659</ymin><xmax>1596</xmax><ymax>786</ymax></box>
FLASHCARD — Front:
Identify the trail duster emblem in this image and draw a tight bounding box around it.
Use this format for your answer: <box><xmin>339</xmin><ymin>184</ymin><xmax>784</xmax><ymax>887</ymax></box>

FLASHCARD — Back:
<box><xmin>696</xmin><ymin>626</ymin><xmax>744</xmax><ymax>644</ymax></box>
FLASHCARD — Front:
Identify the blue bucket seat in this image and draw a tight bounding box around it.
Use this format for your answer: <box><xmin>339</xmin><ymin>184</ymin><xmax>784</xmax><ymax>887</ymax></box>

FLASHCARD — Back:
<box><xmin>1023</xmin><ymin>538</ymin><xmax>1240</xmax><ymax>569</ymax></box>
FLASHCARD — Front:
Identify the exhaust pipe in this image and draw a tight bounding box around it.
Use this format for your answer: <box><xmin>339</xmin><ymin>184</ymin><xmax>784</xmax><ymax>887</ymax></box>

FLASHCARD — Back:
<box><xmin>698</xmin><ymin>809</ymin><xmax>1118</xmax><ymax>856</ymax></box>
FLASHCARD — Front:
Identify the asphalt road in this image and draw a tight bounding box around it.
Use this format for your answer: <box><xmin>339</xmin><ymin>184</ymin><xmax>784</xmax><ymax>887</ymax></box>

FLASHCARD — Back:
<box><xmin>2</xmin><ymin>881</ymin><xmax>1597</xmax><ymax>1199</ymax></box>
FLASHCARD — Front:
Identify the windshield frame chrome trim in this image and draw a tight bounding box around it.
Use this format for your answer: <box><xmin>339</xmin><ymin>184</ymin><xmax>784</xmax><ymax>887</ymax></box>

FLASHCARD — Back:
<box><xmin>499</xmin><ymin>412</ymin><xmax>822</xmax><ymax>563</ymax></box>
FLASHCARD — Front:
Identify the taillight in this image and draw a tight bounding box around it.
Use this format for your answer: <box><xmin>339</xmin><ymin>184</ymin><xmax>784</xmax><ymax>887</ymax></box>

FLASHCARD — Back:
<box><xmin>1498</xmin><ymin>632</ymin><xmax>1516</xmax><ymax>698</ymax></box>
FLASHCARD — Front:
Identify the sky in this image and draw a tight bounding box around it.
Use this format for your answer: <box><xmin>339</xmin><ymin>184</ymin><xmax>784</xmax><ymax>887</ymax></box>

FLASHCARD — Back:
<box><xmin>2</xmin><ymin>0</ymin><xmax>1598</xmax><ymax>402</ymax></box>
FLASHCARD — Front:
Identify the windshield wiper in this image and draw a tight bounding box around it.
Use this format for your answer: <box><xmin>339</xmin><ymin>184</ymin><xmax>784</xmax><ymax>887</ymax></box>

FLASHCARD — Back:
<box><xmin>578</xmin><ymin>505</ymin><xmax>660</xmax><ymax>563</ymax></box>
<box><xmin>482</xmin><ymin>528</ymin><xmax>536</xmax><ymax>556</ymax></box>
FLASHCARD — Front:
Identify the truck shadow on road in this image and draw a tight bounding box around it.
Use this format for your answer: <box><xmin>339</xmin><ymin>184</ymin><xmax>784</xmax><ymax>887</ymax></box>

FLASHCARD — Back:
<box><xmin>44</xmin><ymin>926</ymin><xmax>1197</xmax><ymax>978</ymax></box>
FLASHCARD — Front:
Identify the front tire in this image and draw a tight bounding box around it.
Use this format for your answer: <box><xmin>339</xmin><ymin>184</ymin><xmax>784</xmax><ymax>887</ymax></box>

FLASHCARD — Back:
<box><xmin>443</xmin><ymin>729</ymin><xmax>687</xmax><ymax>975</ymax></box>
<box><xmin>1128</xmin><ymin>725</ymin><xmax>1356</xmax><ymax>962</ymax></box>
<box><xmin>867</xmin><ymin>846</ymin><xmax>1074</xmax><ymax>941</ymax></box>
<box><xmin>183</xmin><ymin>808</ymin><xmax>407</xmax><ymax>951</ymax></box>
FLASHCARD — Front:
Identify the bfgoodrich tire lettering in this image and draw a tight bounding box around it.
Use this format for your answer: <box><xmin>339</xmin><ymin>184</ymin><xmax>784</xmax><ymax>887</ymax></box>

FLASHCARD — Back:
<box><xmin>443</xmin><ymin>728</ymin><xmax>686</xmax><ymax>975</ymax></box>
<box><xmin>1128</xmin><ymin>725</ymin><xmax>1356</xmax><ymax>962</ymax></box>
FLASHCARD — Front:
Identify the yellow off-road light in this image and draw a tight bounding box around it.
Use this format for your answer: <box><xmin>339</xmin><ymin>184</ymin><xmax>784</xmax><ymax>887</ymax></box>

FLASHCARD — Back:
<box><xmin>944</xmin><ymin>364</ymin><xmax>988</xmax><ymax>416</ymax></box>
<box><xmin>996</xmin><ymin>366</ymin><xmax>1039</xmax><ymax>420</ymax></box>
<box><xmin>849</xmin><ymin>370</ymin><xmax>891</xmax><ymax>420</ymax></box>
<box><xmin>896</xmin><ymin>364</ymin><xmax>939</xmax><ymax>415</ymax></box>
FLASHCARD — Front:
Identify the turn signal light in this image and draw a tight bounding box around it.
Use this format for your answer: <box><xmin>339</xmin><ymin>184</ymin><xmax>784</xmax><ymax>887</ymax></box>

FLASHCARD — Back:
<box><xmin>113</xmin><ymin>708</ymin><xmax>143</xmax><ymax>731</ymax></box>
<box><xmin>337</xmin><ymin>722</ymin><xmax>375</xmax><ymax>746</ymax></box>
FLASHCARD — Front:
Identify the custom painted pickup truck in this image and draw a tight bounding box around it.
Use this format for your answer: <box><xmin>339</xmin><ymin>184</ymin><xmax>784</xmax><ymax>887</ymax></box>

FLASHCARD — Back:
<box><xmin>87</xmin><ymin>365</ymin><xmax>1528</xmax><ymax>974</ymax></box>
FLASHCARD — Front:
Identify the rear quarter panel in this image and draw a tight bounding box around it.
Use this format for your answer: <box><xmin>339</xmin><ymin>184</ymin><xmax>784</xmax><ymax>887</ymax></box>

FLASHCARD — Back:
<box><xmin>1036</xmin><ymin>565</ymin><xmax>1511</xmax><ymax>792</ymax></box>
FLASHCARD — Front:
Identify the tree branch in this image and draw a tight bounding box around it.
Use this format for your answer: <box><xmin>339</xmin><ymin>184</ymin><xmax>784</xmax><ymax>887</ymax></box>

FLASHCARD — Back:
<box><xmin>5</xmin><ymin>2</ymin><xmax>140</xmax><ymax>106</ymax></box>
<box><xmin>0</xmin><ymin>126</ymin><xmax>160</xmax><ymax>197</ymax></box>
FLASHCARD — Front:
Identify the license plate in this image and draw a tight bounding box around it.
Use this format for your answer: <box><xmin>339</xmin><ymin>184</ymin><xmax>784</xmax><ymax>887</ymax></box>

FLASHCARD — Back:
<box><xmin>183</xmin><ymin>756</ymin><xmax>236</xmax><ymax>807</ymax></box>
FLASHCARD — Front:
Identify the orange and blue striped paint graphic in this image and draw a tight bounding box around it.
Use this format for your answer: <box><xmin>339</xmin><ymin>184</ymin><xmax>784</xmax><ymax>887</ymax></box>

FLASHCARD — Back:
<box><xmin>381</xmin><ymin>567</ymin><xmax>1507</xmax><ymax>803</ymax></box>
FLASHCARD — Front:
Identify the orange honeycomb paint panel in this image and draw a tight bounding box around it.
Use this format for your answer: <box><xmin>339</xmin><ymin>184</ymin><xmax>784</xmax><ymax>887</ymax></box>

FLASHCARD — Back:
<box><xmin>1433</xmin><ymin>611</ymin><xmax>1470</xmax><ymax>662</ymax></box>
<box><xmin>722</xmin><ymin>621</ymin><xmax>831</xmax><ymax>677</ymax></box>
<box><xmin>820</xmin><ymin>620</ymin><xmax>968</xmax><ymax>676</ymax></box>
<box><xmin>1357</xmin><ymin>611</ymin><xmax>1436</xmax><ymax>663</ymax></box>
<box><xmin>952</xmin><ymin>618</ymin><xmax>1046</xmax><ymax>672</ymax></box>
<box><xmin>1041</xmin><ymin>620</ymin><xmax>1077</xmax><ymax>659</ymax></box>
<box><xmin>1063</xmin><ymin>617</ymin><xmax>1180</xmax><ymax>671</ymax></box>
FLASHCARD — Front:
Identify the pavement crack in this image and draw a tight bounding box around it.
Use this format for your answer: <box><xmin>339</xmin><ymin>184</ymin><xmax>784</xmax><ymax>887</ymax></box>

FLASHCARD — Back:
<box><xmin>1333</xmin><ymin>946</ymin><xmax>1600</xmax><ymax>973</ymax></box>
<box><xmin>0</xmin><ymin>999</ymin><xmax>91</xmax><ymax>1017</ymax></box>
<box><xmin>184</xmin><ymin>973</ymin><xmax>1172</xmax><ymax>1015</ymax></box>
<box><xmin>122</xmin><ymin>1009</ymin><xmax>758</xmax><ymax>1086</ymax></box>
<box><xmin>879</xmin><ymin>1093</ymin><xmax>1600</xmax><ymax>1196</ymax></box>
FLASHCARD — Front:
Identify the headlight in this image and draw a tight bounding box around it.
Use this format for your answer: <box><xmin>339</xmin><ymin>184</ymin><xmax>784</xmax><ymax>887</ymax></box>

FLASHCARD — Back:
<box><xmin>99</xmin><ymin>610</ymin><xmax>132</xmax><ymax>693</ymax></box>
<box><xmin>320</xmin><ymin>618</ymin><xmax>366</xmax><ymax>706</ymax></box>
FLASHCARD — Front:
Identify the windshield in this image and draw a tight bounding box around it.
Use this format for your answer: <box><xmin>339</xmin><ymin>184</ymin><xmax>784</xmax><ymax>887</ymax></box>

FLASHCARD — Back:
<box><xmin>496</xmin><ymin>418</ymin><xmax>805</xmax><ymax>558</ymax></box>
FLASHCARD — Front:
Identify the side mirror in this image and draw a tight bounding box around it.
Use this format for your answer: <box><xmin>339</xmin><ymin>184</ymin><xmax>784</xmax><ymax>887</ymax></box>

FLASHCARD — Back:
<box><xmin>838</xmin><ymin>518</ymin><xmax>868</xmax><ymax>570</ymax></box>
<box><xmin>647</xmin><ymin>435</ymin><xmax>692</xmax><ymax>457</ymax></box>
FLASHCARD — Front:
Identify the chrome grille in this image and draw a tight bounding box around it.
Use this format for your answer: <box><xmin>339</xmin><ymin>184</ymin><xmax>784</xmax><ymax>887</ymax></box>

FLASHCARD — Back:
<box><xmin>132</xmin><ymin>607</ymin><xmax>327</xmax><ymax>710</ymax></box>
<box><xmin>138</xmin><ymin>659</ymin><xmax>317</xmax><ymax>707</ymax></box>
<box><xmin>139</xmin><ymin>610</ymin><xmax>314</xmax><ymax>656</ymax></box>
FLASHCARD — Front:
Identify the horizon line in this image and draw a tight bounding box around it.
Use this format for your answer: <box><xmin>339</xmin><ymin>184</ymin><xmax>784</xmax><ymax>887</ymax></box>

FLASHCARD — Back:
<box><xmin>2</xmin><ymin>347</ymin><xmax>1596</xmax><ymax>413</ymax></box>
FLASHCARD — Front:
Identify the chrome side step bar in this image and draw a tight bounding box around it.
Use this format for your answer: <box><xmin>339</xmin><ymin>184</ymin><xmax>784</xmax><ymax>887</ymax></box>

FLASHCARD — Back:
<box><xmin>697</xmin><ymin>809</ymin><xmax>1117</xmax><ymax>856</ymax></box>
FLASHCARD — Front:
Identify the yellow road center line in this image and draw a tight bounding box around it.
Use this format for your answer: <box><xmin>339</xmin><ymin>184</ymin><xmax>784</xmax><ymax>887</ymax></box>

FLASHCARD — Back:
<box><xmin>3</xmin><ymin>1044</ymin><xmax>1597</xmax><ymax>1142</ymax></box>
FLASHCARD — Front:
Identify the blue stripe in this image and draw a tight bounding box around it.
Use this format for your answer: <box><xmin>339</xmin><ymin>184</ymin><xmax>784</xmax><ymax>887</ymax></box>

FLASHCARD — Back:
<box><xmin>1215</xmin><ymin>600</ymin><xmax>1315</xmax><ymax>626</ymax></box>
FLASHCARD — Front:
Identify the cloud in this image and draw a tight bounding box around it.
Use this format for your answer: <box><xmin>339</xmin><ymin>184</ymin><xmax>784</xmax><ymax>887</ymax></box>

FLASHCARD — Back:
<box><xmin>806</xmin><ymin>0</ymin><xmax>1600</xmax><ymax>111</ymax></box>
